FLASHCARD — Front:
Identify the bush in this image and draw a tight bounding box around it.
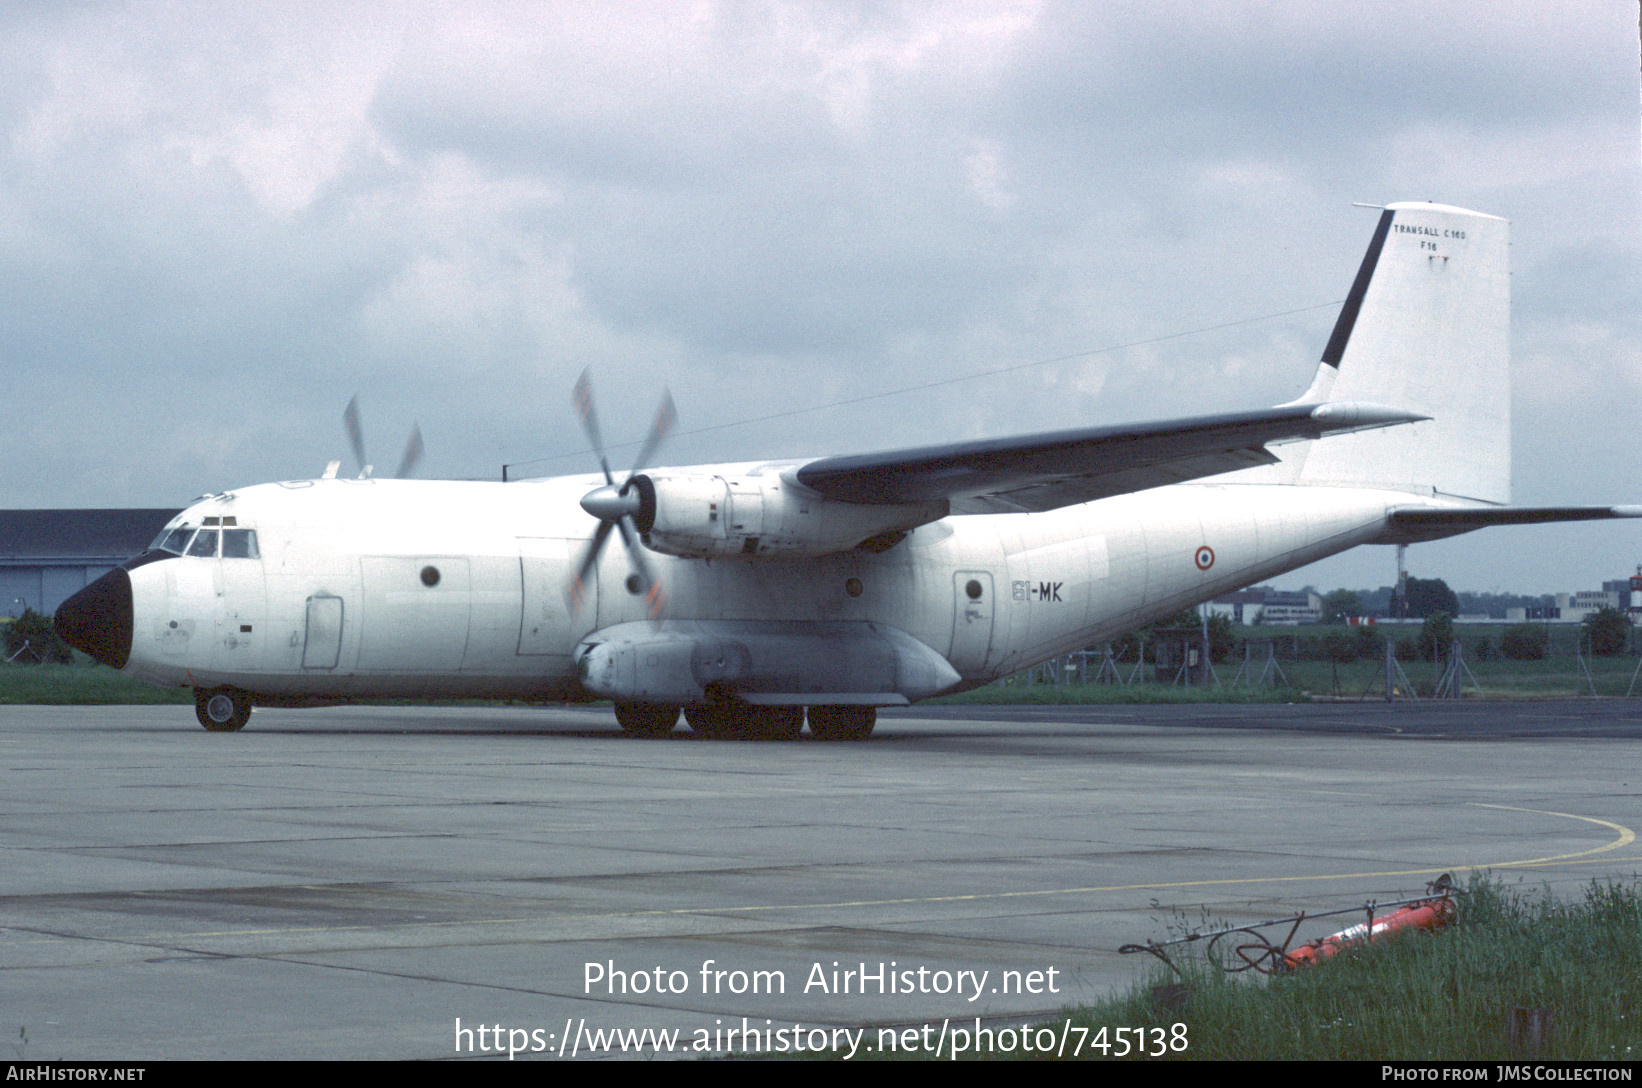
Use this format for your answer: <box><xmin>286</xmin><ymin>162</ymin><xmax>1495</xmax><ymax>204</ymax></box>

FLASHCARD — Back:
<box><xmin>1501</xmin><ymin>623</ymin><xmax>1549</xmax><ymax>661</ymax></box>
<box><xmin>1582</xmin><ymin>606</ymin><xmax>1631</xmax><ymax>657</ymax></box>
<box><xmin>1418</xmin><ymin>611</ymin><xmax>1454</xmax><ymax>662</ymax></box>
<box><xmin>1206</xmin><ymin>614</ymin><xmax>1235</xmax><ymax>664</ymax></box>
<box><xmin>2</xmin><ymin>608</ymin><xmax>73</xmax><ymax>665</ymax></box>
<box><xmin>1320</xmin><ymin>630</ymin><xmax>1357</xmax><ymax>665</ymax></box>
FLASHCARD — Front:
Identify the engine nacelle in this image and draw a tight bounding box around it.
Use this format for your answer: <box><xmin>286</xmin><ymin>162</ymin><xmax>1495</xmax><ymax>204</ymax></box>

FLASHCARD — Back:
<box><xmin>628</xmin><ymin>472</ymin><xmax>946</xmax><ymax>558</ymax></box>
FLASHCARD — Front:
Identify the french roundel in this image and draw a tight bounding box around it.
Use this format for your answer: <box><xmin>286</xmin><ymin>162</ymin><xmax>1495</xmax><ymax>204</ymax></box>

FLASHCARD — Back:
<box><xmin>1194</xmin><ymin>545</ymin><xmax>1215</xmax><ymax>570</ymax></box>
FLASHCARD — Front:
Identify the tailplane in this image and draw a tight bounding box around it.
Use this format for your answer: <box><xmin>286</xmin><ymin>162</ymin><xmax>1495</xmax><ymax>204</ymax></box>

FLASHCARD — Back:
<box><xmin>1292</xmin><ymin>202</ymin><xmax>1510</xmax><ymax>504</ymax></box>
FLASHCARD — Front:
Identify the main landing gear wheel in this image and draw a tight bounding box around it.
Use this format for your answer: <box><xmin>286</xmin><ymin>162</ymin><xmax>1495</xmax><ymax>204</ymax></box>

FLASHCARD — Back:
<box><xmin>683</xmin><ymin>704</ymin><xmax>803</xmax><ymax>740</ymax></box>
<box><xmin>194</xmin><ymin>687</ymin><xmax>252</xmax><ymax>732</ymax></box>
<box><xmin>806</xmin><ymin>705</ymin><xmax>875</xmax><ymax>741</ymax></box>
<box><xmin>744</xmin><ymin>705</ymin><xmax>803</xmax><ymax>741</ymax></box>
<box><xmin>614</xmin><ymin>703</ymin><xmax>680</xmax><ymax>737</ymax></box>
<box><xmin>684</xmin><ymin>704</ymin><xmax>736</xmax><ymax>739</ymax></box>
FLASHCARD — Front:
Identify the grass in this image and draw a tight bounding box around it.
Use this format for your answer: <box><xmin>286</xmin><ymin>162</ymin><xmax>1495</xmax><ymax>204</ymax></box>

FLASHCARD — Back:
<box><xmin>1268</xmin><ymin>654</ymin><xmax>1641</xmax><ymax>700</ymax></box>
<box><xmin>829</xmin><ymin>876</ymin><xmax>1641</xmax><ymax>1060</ymax></box>
<box><xmin>928</xmin><ymin>680</ymin><xmax>1306</xmax><ymax>705</ymax></box>
<box><xmin>0</xmin><ymin>658</ymin><xmax>191</xmax><ymax>705</ymax></box>
<box><xmin>1047</xmin><ymin>875</ymin><xmax>1642</xmax><ymax>1061</ymax></box>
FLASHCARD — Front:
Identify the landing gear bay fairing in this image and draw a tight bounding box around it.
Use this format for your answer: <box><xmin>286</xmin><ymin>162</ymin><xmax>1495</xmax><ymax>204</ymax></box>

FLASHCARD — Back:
<box><xmin>54</xmin><ymin>204</ymin><xmax>1639</xmax><ymax>738</ymax></box>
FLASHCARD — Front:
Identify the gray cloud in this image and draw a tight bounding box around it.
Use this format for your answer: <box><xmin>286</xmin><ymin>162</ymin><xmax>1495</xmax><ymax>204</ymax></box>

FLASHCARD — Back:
<box><xmin>0</xmin><ymin>0</ymin><xmax>1635</xmax><ymax>594</ymax></box>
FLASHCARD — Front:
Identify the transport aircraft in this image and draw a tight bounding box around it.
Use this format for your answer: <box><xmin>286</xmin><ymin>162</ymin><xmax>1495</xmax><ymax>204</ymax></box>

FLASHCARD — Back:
<box><xmin>53</xmin><ymin>202</ymin><xmax>1639</xmax><ymax>739</ymax></box>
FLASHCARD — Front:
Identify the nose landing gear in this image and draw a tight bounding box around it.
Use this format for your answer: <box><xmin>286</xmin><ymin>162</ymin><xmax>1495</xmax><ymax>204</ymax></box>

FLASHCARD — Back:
<box><xmin>194</xmin><ymin>687</ymin><xmax>253</xmax><ymax>732</ymax></box>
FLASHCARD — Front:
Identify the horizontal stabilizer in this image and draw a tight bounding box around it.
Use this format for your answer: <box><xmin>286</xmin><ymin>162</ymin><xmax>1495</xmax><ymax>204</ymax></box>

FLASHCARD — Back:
<box><xmin>795</xmin><ymin>402</ymin><xmax>1425</xmax><ymax>514</ymax></box>
<box><xmin>1387</xmin><ymin>505</ymin><xmax>1642</xmax><ymax>543</ymax></box>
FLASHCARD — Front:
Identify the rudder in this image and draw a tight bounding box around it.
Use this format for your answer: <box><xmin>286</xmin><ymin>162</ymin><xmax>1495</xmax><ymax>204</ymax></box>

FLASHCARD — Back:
<box><xmin>1295</xmin><ymin>202</ymin><xmax>1510</xmax><ymax>504</ymax></box>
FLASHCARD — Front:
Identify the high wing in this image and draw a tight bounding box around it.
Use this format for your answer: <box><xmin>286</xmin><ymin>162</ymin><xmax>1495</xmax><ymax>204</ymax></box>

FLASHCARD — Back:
<box><xmin>793</xmin><ymin>401</ymin><xmax>1424</xmax><ymax>514</ymax></box>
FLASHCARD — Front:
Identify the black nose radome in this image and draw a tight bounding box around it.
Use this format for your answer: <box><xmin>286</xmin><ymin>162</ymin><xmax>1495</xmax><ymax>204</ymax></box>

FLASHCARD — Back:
<box><xmin>54</xmin><ymin>567</ymin><xmax>133</xmax><ymax>670</ymax></box>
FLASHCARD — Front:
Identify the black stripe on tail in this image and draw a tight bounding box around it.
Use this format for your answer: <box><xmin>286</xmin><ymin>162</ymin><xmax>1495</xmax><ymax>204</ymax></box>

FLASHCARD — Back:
<box><xmin>1320</xmin><ymin>208</ymin><xmax>1394</xmax><ymax>368</ymax></box>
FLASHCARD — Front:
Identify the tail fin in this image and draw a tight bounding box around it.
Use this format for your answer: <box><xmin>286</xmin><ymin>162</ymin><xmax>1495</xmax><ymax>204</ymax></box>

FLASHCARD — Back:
<box><xmin>1293</xmin><ymin>202</ymin><xmax>1510</xmax><ymax>504</ymax></box>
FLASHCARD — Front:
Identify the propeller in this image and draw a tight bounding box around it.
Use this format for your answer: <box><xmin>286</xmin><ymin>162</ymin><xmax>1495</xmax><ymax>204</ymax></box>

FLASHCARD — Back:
<box><xmin>341</xmin><ymin>395</ymin><xmax>424</xmax><ymax>479</ymax></box>
<box><xmin>567</xmin><ymin>369</ymin><xmax>675</xmax><ymax>618</ymax></box>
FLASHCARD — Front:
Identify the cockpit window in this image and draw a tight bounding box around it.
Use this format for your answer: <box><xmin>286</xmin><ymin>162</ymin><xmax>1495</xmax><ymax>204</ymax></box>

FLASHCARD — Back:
<box><xmin>151</xmin><ymin>526</ymin><xmax>195</xmax><ymax>555</ymax></box>
<box><xmin>186</xmin><ymin>529</ymin><xmax>220</xmax><ymax>558</ymax></box>
<box><xmin>221</xmin><ymin>529</ymin><xmax>260</xmax><ymax>559</ymax></box>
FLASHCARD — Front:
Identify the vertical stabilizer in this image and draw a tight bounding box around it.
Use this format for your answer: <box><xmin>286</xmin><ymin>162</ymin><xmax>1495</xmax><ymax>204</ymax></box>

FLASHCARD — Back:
<box><xmin>1296</xmin><ymin>203</ymin><xmax>1510</xmax><ymax>504</ymax></box>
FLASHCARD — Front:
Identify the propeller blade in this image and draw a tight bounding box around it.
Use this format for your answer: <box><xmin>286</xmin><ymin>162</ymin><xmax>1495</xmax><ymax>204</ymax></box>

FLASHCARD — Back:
<box><xmin>615</xmin><ymin>516</ymin><xmax>665</xmax><ymax>619</ymax></box>
<box><xmin>567</xmin><ymin>373</ymin><xmax>674</xmax><ymax>618</ymax></box>
<box><xmin>566</xmin><ymin>519</ymin><xmax>614</xmax><ymax>612</ymax></box>
<box><xmin>572</xmin><ymin>369</ymin><xmax>614</xmax><ymax>485</ymax></box>
<box><xmin>343</xmin><ymin>396</ymin><xmax>368</xmax><ymax>476</ymax></box>
<box><xmin>395</xmin><ymin>424</ymin><xmax>424</xmax><ymax>479</ymax></box>
<box><xmin>625</xmin><ymin>389</ymin><xmax>676</xmax><ymax>480</ymax></box>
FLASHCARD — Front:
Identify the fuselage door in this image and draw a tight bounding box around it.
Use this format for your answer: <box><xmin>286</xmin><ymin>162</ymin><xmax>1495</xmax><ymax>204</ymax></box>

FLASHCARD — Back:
<box><xmin>302</xmin><ymin>594</ymin><xmax>344</xmax><ymax>669</ymax></box>
<box><xmin>949</xmin><ymin>570</ymin><xmax>995</xmax><ymax>675</ymax></box>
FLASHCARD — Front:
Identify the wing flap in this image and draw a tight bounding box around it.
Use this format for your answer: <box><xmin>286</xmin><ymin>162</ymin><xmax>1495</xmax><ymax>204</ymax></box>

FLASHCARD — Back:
<box><xmin>796</xmin><ymin>402</ymin><xmax>1424</xmax><ymax>510</ymax></box>
<box><xmin>950</xmin><ymin>448</ymin><xmax>1279</xmax><ymax>514</ymax></box>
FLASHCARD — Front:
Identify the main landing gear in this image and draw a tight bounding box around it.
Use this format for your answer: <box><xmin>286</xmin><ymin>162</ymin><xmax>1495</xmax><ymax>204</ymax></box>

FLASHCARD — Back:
<box><xmin>194</xmin><ymin>687</ymin><xmax>253</xmax><ymax>732</ymax></box>
<box><xmin>803</xmin><ymin>705</ymin><xmax>876</xmax><ymax>741</ymax></box>
<box><xmin>613</xmin><ymin>702</ymin><xmax>875</xmax><ymax>741</ymax></box>
<box><xmin>613</xmin><ymin>702</ymin><xmax>681</xmax><ymax>737</ymax></box>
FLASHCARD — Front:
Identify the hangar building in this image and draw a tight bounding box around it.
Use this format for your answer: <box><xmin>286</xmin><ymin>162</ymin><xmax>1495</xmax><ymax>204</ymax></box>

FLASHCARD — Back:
<box><xmin>1</xmin><ymin>510</ymin><xmax>178</xmax><ymax>618</ymax></box>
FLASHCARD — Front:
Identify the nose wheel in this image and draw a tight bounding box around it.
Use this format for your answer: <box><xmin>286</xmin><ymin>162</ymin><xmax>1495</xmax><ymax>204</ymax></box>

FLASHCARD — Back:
<box><xmin>194</xmin><ymin>687</ymin><xmax>253</xmax><ymax>732</ymax></box>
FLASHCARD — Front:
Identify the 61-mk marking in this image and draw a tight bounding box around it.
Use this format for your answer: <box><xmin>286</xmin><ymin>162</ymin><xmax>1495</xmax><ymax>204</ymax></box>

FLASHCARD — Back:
<box><xmin>1013</xmin><ymin>581</ymin><xmax>1063</xmax><ymax>603</ymax></box>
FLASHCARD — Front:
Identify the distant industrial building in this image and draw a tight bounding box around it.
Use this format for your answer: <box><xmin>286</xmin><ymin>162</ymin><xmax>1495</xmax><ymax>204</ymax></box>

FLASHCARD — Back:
<box><xmin>1</xmin><ymin>510</ymin><xmax>178</xmax><ymax>617</ymax></box>
<box><xmin>1503</xmin><ymin>573</ymin><xmax>1642</xmax><ymax>624</ymax></box>
<box><xmin>1208</xmin><ymin>587</ymin><xmax>1322</xmax><ymax>625</ymax></box>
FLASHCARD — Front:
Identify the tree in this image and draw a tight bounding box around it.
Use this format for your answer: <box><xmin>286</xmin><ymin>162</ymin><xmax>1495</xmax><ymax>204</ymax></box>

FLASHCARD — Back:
<box><xmin>1501</xmin><ymin>624</ymin><xmax>1548</xmax><ymax>661</ymax></box>
<box><xmin>1582</xmin><ymin>607</ymin><xmax>1632</xmax><ymax>657</ymax></box>
<box><xmin>1402</xmin><ymin>577</ymin><xmax>1459</xmax><ymax>619</ymax></box>
<box><xmin>1321</xmin><ymin>589</ymin><xmax>1363</xmax><ymax>624</ymax></box>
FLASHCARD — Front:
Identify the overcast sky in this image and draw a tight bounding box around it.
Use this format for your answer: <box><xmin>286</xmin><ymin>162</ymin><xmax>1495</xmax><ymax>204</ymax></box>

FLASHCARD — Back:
<box><xmin>1</xmin><ymin>1</ymin><xmax>1637</xmax><ymax>595</ymax></box>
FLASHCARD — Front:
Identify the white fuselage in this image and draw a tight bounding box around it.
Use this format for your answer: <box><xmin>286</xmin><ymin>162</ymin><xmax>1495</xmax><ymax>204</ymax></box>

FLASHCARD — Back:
<box><xmin>119</xmin><ymin>473</ymin><xmax>1407</xmax><ymax>700</ymax></box>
